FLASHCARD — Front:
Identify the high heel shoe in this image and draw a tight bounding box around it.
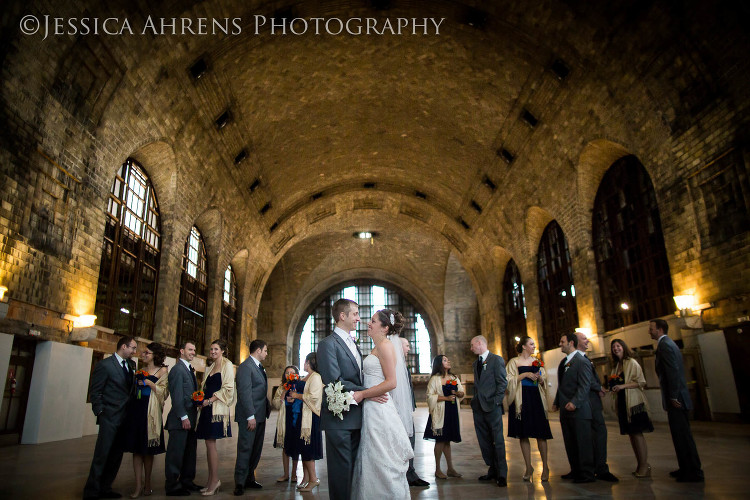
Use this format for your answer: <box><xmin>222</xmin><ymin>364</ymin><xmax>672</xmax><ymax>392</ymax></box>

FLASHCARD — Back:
<box><xmin>296</xmin><ymin>481</ymin><xmax>309</xmax><ymax>490</ymax></box>
<box><xmin>201</xmin><ymin>480</ymin><xmax>221</xmax><ymax>496</ymax></box>
<box><xmin>277</xmin><ymin>474</ymin><xmax>290</xmax><ymax>482</ymax></box>
<box><xmin>435</xmin><ymin>470</ymin><xmax>448</xmax><ymax>479</ymax></box>
<box><xmin>541</xmin><ymin>469</ymin><xmax>550</xmax><ymax>482</ymax></box>
<box><xmin>522</xmin><ymin>467</ymin><xmax>534</xmax><ymax>482</ymax></box>
<box><xmin>130</xmin><ymin>487</ymin><xmax>143</xmax><ymax>499</ymax></box>
<box><xmin>299</xmin><ymin>479</ymin><xmax>320</xmax><ymax>492</ymax></box>
<box><xmin>447</xmin><ymin>469</ymin><xmax>463</xmax><ymax>478</ymax></box>
<box><xmin>633</xmin><ymin>465</ymin><xmax>652</xmax><ymax>478</ymax></box>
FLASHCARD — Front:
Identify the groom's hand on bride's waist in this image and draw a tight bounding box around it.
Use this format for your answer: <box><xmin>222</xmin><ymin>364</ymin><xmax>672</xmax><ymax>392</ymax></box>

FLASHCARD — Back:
<box><xmin>367</xmin><ymin>394</ymin><xmax>389</xmax><ymax>404</ymax></box>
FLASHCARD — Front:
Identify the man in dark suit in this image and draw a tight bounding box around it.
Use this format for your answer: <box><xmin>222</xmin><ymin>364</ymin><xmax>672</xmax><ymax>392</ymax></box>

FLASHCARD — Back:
<box><xmin>400</xmin><ymin>338</ymin><xmax>430</xmax><ymax>488</ymax></box>
<box><xmin>470</xmin><ymin>335</ymin><xmax>508</xmax><ymax>487</ymax></box>
<box><xmin>164</xmin><ymin>341</ymin><xmax>202</xmax><ymax>496</ymax></box>
<box><xmin>575</xmin><ymin>331</ymin><xmax>618</xmax><ymax>482</ymax></box>
<box><xmin>233</xmin><ymin>339</ymin><xmax>271</xmax><ymax>496</ymax></box>
<box><xmin>649</xmin><ymin>319</ymin><xmax>704</xmax><ymax>482</ymax></box>
<box><xmin>83</xmin><ymin>335</ymin><xmax>137</xmax><ymax>500</ymax></box>
<box><xmin>552</xmin><ymin>332</ymin><xmax>595</xmax><ymax>483</ymax></box>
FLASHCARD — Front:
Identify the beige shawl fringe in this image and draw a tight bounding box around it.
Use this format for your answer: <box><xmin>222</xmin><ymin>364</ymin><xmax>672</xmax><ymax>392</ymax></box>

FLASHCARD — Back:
<box><xmin>273</xmin><ymin>383</ymin><xmax>286</xmax><ymax>448</ymax></box>
<box><xmin>301</xmin><ymin>371</ymin><xmax>323</xmax><ymax>445</ymax></box>
<box><xmin>146</xmin><ymin>369</ymin><xmax>169</xmax><ymax>447</ymax></box>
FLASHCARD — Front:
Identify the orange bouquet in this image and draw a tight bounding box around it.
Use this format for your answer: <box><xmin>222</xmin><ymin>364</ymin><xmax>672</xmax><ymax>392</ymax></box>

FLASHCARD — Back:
<box><xmin>192</xmin><ymin>391</ymin><xmax>205</xmax><ymax>405</ymax></box>
<box><xmin>135</xmin><ymin>370</ymin><xmax>150</xmax><ymax>399</ymax></box>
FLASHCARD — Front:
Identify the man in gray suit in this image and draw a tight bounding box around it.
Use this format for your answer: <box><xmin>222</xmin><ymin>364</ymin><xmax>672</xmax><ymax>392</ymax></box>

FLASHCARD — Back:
<box><xmin>552</xmin><ymin>332</ymin><xmax>595</xmax><ymax>483</ymax></box>
<box><xmin>233</xmin><ymin>339</ymin><xmax>270</xmax><ymax>496</ymax></box>
<box><xmin>400</xmin><ymin>338</ymin><xmax>430</xmax><ymax>487</ymax></box>
<box><xmin>164</xmin><ymin>341</ymin><xmax>202</xmax><ymax>496</ymax></box>
<box><xmin>575</xmin><ymin>331</ymin><xmax>618</xmax><ymax>482</ymax></box>
<box><xmin>470</xmin><ymin>335</ymin><xmax>508</xmax><ymax>487</ymax></box>
<box><xmin>318</xmin><ymin>298</ymin><xmax>376</xmax><ymax>500</ymax></box>
<box><xmin>649</xmin><ymin>319</ymin><xmax>704</xmax><ymax>482</ymax></box>
<box><xmin>83</xmin><ymin>336</ymin><xmax>137</xmax><ymax>500</ymax></box>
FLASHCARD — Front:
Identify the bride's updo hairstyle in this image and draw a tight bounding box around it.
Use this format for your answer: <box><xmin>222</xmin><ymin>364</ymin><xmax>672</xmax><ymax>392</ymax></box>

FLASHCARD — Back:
<box><xmin>376</xmin><ymin>308</ymin><xmax>404</xmax><ymax>336</ymax></box>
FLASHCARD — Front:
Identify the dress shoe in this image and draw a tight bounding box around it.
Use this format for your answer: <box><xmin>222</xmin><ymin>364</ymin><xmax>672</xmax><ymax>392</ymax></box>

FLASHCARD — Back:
<box><xmin>595</xmin><ymin>472</ymin><xmax>619</xmax><ymax>482</ymax></box>
<box><xmin>496</xmin><ymin>477</ymin><xmax>507</xmax><ymax>487</ymax></box>
<box><xmin>183</xmin><ymin>482</ymin><xmax>204</xmax><ymax>492</ymax></box>
<box><xmin>202</xmin><ymin>480</ymin><xmax>221</xmax><ymax>496</ymax></box>
<box><xmin>478</xmin><ymin>474</ymin><xmax>496</xmax><ymax>481</ymax></box>
<box><xmin>446</xmin><ymin>469</ymin><xmax>462</xmax><ymax>478</ymax></box>
<box><xmin>522</xmin><ymin>467</ymin><xmax>534</xmax><ymax>482</ymax></box>
<box><xmin>574</xmin><ymin>477</ymin><xmax>596</xmax><ymax>483</ymax></box>
<box><xmin>435</xmin><ymin>470</ymin><xmax>448</xmax><ymax>479</ymax></box>
<box><xmin>277</xmin><ymin>474</ymin><xmax>290</xmax><ymax>482</ymax></box>
<box><xmin>408</xmin><ymin>478</ymin><xmax>430</xmax><ymax>487</ymax></box>
<box><xmin>100</xmin><ymin>492</ymin><xmax>123</xmax><ymax>499</ymax></box>
<box><xmin>676</xmin><ymin>475</ymin><xmax>704</xmax><ymax>483</ymax></box>
<box><xmin>669</xmin><ymin>469</ymin><xmax>682</xmax><ymax>478</ymax></box>
<box><xmin>633</xmin><ymin>465</ymin><xmax>652</xmax><ymax>478</ymax></box>
<box><xmin>561</xmin><ymin>471</ymin><xmax>576</xmax><ymax>480</ymax></box>
<box><xmin>244</xmin><ymin>480</ymin><xmax>263</xmax><ymax>489</ymax></box>
<box><xmin>299</xmin><ymin>479</ymin><xmax>320</xmax><ymax>492</ymax></box>
<box><xmin>541</xmin><ymin>468</ymin><xmax>550</xmax><ymax>482</ymax></box>
<box><xmin>233</xmin><ymin>485</ymin><xmax>244</xmax><ymax>496</ymax></box>
<box><xmin>296</xmin><ymin>481</ymin><xmax>309</xmax><ymax>490</ymax></box>
<box><xmin>165</xmin><ymin>488</ymin><xmax>190</xmax><ymax>497</ymax></box>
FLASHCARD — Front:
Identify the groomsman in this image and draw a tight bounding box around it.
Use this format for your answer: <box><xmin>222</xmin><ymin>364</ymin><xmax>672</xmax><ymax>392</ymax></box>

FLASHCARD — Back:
<box><xmin>83</xmin><ymin>336</ymin><xmax>137</xmax><ymax>500</ymax></box>
<box><xmin>470</xmin><ymin>335</ymin><xmax>508</xmax><ymax>487</ymax></box>
<box><xmin>649</xmin><ymin>319</ymin><xmax>704</xmax><ymax>482</ymax></box>
<box><xmin>234</xmin><ymin>339</ymin><xmax>271</xmax><ymax>496</ymax></box>
<box><xmin>164</xmin><ymin>341</ymin><xmax>202</xmax><ymax>496</ymax></box>
<box><xmin>552</xmin><ymin>333</ymin><xmax>595</xmax><ymax>483</ymax></box>
<box><xmin>575</xmin><ymin>331</ymin><xmax>618</xmax><ymax>482</ymax></box>
<box><xmin>400</xmin><ymin>338</ymin><xmax>430</xmax><ymax>488</ymax></box>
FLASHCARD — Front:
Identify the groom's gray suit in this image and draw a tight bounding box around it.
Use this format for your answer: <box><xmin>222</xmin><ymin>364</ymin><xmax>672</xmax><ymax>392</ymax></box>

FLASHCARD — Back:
<box><xmin>318</xmin><ymin>330</ymin><xmax>366</xmax><ymax>500</ymax></box>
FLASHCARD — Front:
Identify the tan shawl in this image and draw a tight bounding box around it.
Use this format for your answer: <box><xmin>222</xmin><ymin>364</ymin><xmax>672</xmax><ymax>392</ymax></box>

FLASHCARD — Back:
<box><xmin>146</xmin><ymin>368</ymin><xmax>169</xmax><ymax>447</ymax></box>
<box><xmin>273</xmin><ymin>383</ymin><xmax>286</xmax><ymax>448</ymax></box>
<box><xmin>301</xmin><ymin>371</ymin><xmax>323</xmax><ymax>445</ymax></box>
<box><xmin>197</xmin><ymin>358</ymin><xmax>235</xmax><ymax>437</ymax></box>
<box><xmin>504</xmin><ymin>356</ymin><xmax>548</xmax><ymax>419</ymax></box>
<box><xmin>426</xmin><ymin>374</ymin><xmax>463</xmax><ymax>435</ymax></box>
<box><xmin>610</xmin><ymin>357</ymin><xmax>649</xmax><ymax>422</ymax></box>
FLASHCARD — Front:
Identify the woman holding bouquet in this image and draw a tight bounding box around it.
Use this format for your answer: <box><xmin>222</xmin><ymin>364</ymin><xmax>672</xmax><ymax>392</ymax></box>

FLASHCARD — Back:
<box><xmin>272</xmin><ymin>365</ymin><xmax>302</xmax><ymax>483</ymax></box>
<box><xmin>124</xmin><ymin>342</ymin><xmax>169</xmax><ymax>498</ymax></box>
<box><xmin>424</xmin><ymin>354</ymin><xmax>464</xmax><ymax>479</ymax></box>
<box><xmin>609</xmin><ymin>339</ymin><xmax>653</xmax><ymax>477</ymax></box>
<box><xmin>195</xmin><ymin>339</ymin><xmax>235</xmax><ymax>496</ymax></box>
<box><xmin>288</xmin><ymin>352</ymin><xmax>324</xmax><ymax>491</ymax></box>
<box><xmin>505</xmin><ymin>336</ymin><xmax>552</xmax><ymax>482</ymax></box>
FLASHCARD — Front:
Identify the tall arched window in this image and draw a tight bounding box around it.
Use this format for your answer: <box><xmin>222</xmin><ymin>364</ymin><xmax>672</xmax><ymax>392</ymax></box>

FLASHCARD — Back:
<box><xmin>298</xmin><ymin>284</ymin><xmax>432</xmax><ymax>373</ymax></box>
<box><xmin>95</xmin><ymin>159</ymin><xmax>160</xmax><ymax>338</ymax></box>
<box><xmin>502</xmin><ymin>259</ymin><xmax>527</xmax><ymax>360</ymax></box>
<box><xmin>593</xmin><ymin>156</ymin><xmax>675</xmax><ymax>330</ymax></box>
<box><xmin>537</xmin><ymin>221</ymin><xmax>579</xmax><ymax>349</ymax></box>
<box><xmin>177</xmin><ymin>227</ymin><xmax>208</xmax><ymax>354</ymax></box>
<box><xmin>221</xmin><ymin>265</ymin><xmax>238</xmax><ymax>362</ymax></box>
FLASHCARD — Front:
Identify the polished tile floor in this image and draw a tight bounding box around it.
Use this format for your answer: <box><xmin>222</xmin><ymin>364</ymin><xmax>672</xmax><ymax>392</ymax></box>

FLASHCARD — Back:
<box><xmin>2</xmin><ymin>408</ymin><xmax>748</xmax><ymax>499</ymax></box>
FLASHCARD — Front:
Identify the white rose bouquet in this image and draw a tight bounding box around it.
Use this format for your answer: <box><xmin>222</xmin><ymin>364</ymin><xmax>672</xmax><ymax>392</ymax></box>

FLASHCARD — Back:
<box><xmin>325</xmin><ymin>380</ymin><xmax>357</xmax><ymax>420</ymax></box>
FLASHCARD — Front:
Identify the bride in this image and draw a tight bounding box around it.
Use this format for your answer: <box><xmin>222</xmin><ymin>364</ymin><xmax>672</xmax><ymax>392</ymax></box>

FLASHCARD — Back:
<box><xmin>352</xmin><ymin>309</ymin><xmax>414</xmax><ymax>500</ymax></box>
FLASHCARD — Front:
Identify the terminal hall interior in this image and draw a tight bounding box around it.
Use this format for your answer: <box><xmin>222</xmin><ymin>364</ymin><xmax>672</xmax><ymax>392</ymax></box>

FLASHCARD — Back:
<box><xmin>0</xmin><ymin>0</ymin><xmax>748</xmax><ymax>451</ymax></box>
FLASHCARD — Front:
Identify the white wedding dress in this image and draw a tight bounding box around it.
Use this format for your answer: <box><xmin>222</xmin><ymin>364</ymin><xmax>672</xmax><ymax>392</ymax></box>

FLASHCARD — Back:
<box><xmin>352</xmin><ymin>354</ymin><xmax>414</xmax><ymax>500</ymax></box>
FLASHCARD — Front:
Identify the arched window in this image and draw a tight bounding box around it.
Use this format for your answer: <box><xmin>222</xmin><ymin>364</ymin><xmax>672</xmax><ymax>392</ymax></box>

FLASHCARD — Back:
<box><xmin>593</xmin><ymin>156</ymin><xmax>675</xmax><ymax>330</ymax></box>
<box><xmin>95</xmin><ymin>159</ymin><xmax>160</xmax><ymax>338</ymax></box>
<box><xmin>502</xmin><ymin>259</ymin><xmax>527</xmax><ymax>360</ymax></box>
<box><xmin>537</xmin><ymin>221</ymin><xmax>579</xmax><ymax>349</ymax></box>
<box><xmin>221</xmin><ymin>265</ymin><xmax>238</xmax><ymax>362</ymax></box>
<box><xmin>298</xmin><ymin>284</ymin><xmax>432</xmax><ymax>374</ymax></box>
<box><xmin>177</xmin><ymin>227</ymin><xmax>208</xmax><ymax>354</ymax></box>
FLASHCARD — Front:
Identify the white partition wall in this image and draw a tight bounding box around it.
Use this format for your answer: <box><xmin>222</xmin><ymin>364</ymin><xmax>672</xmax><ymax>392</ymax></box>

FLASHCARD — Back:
<box><xmin>22</xmin><ymin>341</ymin><xmax>93</xmax><ymax>444</ymax></box>
<box><xmin>0</xmin><ymin>333</ymin><xmax>13</xmax><ymax>400</ymax></box>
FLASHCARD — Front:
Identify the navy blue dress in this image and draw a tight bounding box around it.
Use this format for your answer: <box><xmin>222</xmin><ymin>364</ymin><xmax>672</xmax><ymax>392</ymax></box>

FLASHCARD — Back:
<box><xmin>196</xmin><ymin>372</ymin><xmax>231</xmax><ymax>440</ymax></box>
<box><xmin>424</xmin><ymin>382</ymin><xmax>462</xmax><ymax>443</ymax></box>
<box><xmin>123</xmin><ymin>374</ymin><xmax>165</xmax><ymax>455</ymax></box>
<box><xmin>507</xmin><ymin>366</ymin><xmax>553</xmax><ymax>440</ymax></box>
<box><xmin>283</xmin><ymin>381</ymin><xmax>305</xmax><ymax>459</ymax></box>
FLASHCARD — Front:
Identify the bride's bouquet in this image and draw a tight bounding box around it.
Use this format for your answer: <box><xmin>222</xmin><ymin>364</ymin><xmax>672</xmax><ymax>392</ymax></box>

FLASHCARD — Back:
<box><xmin>325</xmin><ymin>380</ymin><xmax>357</xmax><ymax>420</ymax></box>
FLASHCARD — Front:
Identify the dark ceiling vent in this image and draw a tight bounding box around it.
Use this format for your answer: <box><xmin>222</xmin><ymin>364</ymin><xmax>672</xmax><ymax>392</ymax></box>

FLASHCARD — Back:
<box><xmin>248</xmin><ymin>178</ymin><xmax>260</xmax><ymax>193</ymax></box>
<box><xmin>462</xmin><ymin>6</ymin><xmax>488</xmax><ymax>28</ymax></box>
<box><xmin>215</xmin><ymin>109</ymin><xmax>232</xmax><ymax>129</ymax></box>
<box><xmin>234</xmin><ymin>149</ymin><xmax>248</xmax><ymax>165</ymax></box>
<box><xmin>458</xmin><ymin>217</ymin><xmax>471</xmax><ymax>230</ymax></box>
<box><xmin>551</xmin><ymin>58</ymin><xmax>570</xmax><ymax>80</ymax></box>
<box><xmin>483</xmin><ymin>176</ymin><xmax>497</xmax><ymax>191</ymax></box>
<box><xmin>521</xmin><ymin>108</ymin><xmax>538</xmax><ymax>128</ymax></box>
<box><xmin>189</xmin><ymin>57</ymin><xmax>208</xmax><ymax>80</ymax></box>
<box><xmin>269</xmin><ymin>221</ymin><xmax>279</xmax><ymax>233</ymax></box>
<box><xmin>497</xmin><ymin>147</ymin><xmax>515</xmax><ymax>164</ymax></box>
<box><xmin>363</xmin><ymin>182</ymin><xmax>376</xmax><ymax>189</ymax></box>
<box><xmin>259</xmin><ymin>202</ymin><xmax>272</xmax><ymax>215</ymax></box>
<box><xmin>470</xmin><ymin>200</ymin><xmax>483</xmax><ymax>213</ymax></box>
<box><xmin>311</xmin><ymin>191</ymin><xmax>323</xmax><ymax>201</ymax></box>
<box><xmin>415</xmin><ymin>190</ymin><xmax>427</xmax><ymax>199</ymax></box>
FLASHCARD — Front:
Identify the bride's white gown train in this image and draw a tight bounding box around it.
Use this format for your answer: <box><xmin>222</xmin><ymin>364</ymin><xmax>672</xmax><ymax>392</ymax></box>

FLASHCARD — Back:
<box><xmin>352</xmin><ymin>354</ymin><xmax>414</xmax><ymax>500</ymax></box>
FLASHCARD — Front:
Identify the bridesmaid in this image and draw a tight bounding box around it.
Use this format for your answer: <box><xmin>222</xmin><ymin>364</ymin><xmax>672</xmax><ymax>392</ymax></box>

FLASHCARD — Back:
<box><xmin>505</xmin><ymin>336</ymin><xmax>552</xmax><ymax>482</ymax></box>
<box><xmin>195</xmin><ymin>339</ymin><xmax>235</xmax><ymax>496</ymax></box>
<box><xmin>289</xmin><ymin>352</ymin><xmax>324</xmax><ymax>492</ymax></box>
<box><xmin>124</xmin><ymin>342</ymin><xmax>169</xmax><ymax>498</ymax></box>
<box><xmin>273</xmin><ymin>365</ymin><xmax>301</xmax><ymax>483</ymax></box>
<box><xmin>609</xmin><ymin>339</ymin><xmax>654</xmax><ymax>477</ymax></box>
<box><xmin>424</xmin><ymin>354</ymin><xmax>464</xmax><ymax>479</ymax></box>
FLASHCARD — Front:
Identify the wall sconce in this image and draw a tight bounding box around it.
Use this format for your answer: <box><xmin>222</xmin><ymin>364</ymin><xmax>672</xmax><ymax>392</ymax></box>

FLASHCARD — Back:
<box><xmin>574</xmin><ymin>327</ymin><xmax>592</xmax><ymax>336</ymax></box>
<box><xmin>62</xmin><ymin>313</ymin><xmax>97</xmax><ymax>330</ymax></box>
<box><xmin>674</xmin><ymin>295</ymin><xmax>696</xmax><ymax>317</ymax></box>
<box><xmin>0</xmin><ymin>285</ymin><xmax>8</xmax><ymax>302</ymax></box>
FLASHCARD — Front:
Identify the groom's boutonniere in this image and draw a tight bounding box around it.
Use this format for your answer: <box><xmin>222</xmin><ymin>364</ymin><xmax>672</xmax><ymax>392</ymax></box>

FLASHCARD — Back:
<box><xmin>564</xmin><ymin>361</ymin><xmax>571</xmax><ymax>371</ymax></box>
